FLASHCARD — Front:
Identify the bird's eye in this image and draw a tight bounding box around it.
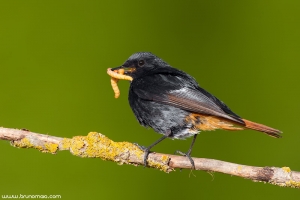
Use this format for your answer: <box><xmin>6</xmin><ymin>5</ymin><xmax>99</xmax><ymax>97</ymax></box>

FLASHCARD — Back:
<box><xmin>138</xmin><ymin>60</ymin><xmax>145</xmax><ymax>67</ymax></box>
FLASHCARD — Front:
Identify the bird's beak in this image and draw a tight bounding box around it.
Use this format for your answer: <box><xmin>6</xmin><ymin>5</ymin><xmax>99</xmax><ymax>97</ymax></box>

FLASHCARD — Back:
<box><xmin>111</xmin><ymin>66</ymin><xmax>136</xmax><ymax>75</ymax></box>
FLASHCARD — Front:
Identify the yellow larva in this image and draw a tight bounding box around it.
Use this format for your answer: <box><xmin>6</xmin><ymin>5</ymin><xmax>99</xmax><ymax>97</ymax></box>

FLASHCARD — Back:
<box><xmin>110</xmin><ymin>77</ymin><xmax>120</xmax><ymax>98</ymax></box>
<box><xmin>107</xmin><ymin>68</ymin><xmax>133</xmax><ymax>81</ymax></box>
<box><xmin>107</xmin><ymin>68</ymin><xmax>132</xmax><ymax>98</ymax></box>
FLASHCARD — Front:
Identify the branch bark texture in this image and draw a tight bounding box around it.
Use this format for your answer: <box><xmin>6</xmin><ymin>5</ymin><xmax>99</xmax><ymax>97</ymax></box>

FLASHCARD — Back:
<box><xmin>0</xmin><ymin>127</ymin><xmax>298</xmax><ymax>188</ymax></box>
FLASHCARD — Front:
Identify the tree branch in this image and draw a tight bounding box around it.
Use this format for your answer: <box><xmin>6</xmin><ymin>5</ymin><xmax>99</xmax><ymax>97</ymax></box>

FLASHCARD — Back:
<box><xmin>0</xmin><ymin>127</ymin><xmax>298</xmax><ymax>188</ymax></box>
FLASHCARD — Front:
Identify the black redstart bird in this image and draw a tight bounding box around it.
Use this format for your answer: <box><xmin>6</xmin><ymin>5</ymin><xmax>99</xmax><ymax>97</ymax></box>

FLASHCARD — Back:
<box><xmin>111</xmin><ymin>52</ymin><xmax>282</xmax><ymax>169</ymax></box>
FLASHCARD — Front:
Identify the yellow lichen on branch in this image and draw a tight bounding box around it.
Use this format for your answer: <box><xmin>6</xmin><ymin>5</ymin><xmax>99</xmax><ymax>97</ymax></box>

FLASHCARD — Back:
<box><xmin>63</xmin><ymin>132</ymin><xmax>171</xmax><ymax>172</ymax></box>
<box><xmin>12</xmin><ymin>137</ymin><xmax>58</xmax><ymax>154</ymax></box>
<box><xmin>282</xmin><ymin>167</ymin><xmax>291</xmax><ymax>173</ymax></box>
<box><xmin>285</xmin><ymin>180</ymin><xmax>300</xmax><ymax>188</ymax></box>
<box><xmin>1</xmin><ymin>127</ymin><xmax>300</xmax><ymax>186</ymax></box>
<box><xmin>6</xmin><ymin>128</ymin><xmax>171</xmax><ymax>172</ymax></box>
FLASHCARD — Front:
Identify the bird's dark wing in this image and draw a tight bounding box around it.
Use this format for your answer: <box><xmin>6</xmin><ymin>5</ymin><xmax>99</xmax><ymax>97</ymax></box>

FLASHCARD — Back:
<box><xmin>131</xmin><ymin>70</ymin><xmax>245</xmax><ymax>125</ymax></box>
<box><xmin>165</xmin><ymin>88</ymin><xmax>244</xmax><ymax>124</ymax></box>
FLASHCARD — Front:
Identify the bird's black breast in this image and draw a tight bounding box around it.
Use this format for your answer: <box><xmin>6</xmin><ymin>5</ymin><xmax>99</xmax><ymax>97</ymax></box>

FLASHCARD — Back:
<box><xmin>129</xmin><ymin>83</ymin><xmax>190</xmax><ymax>136</ymax></box>
<box><xmin>128</xmin><ymin>68</ymin><xmax>196</xmax><ymax>137</ymax></box>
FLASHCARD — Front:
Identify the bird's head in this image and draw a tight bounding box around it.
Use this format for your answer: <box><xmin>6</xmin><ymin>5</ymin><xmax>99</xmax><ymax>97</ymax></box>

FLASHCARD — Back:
<box><xmin>112</xmin><ymin>52</ymin><xmax>170</xmax><ymax>79</ymax></box>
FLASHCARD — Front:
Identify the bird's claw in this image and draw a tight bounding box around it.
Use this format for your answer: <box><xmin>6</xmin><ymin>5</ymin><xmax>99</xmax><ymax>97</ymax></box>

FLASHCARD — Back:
<box><xmin>174</xmin><ymin>150</ymin><xmax>195</xmax><ymax>170</ymax></box>
<box><xmin>133</xmin><ymin>143</ymin><xmax>147</xmax><ymax>151</ymax></box>
<box><xmin>133</xmin><ymin>143</ymin><xmax>150</xmax><ymax>167</ymax></box>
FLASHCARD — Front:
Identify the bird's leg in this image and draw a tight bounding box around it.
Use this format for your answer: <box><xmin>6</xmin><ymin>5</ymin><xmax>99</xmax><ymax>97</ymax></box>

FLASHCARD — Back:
<box><xmin>133</xmin><ymin>143</ymin><xmax>148</xmax><ymax>151</ymax></box>
<box><xmin>134</xmin><ymin>131</ymin><xmax>172</xmax><ymax>167</ymax></box>
<box><xmin>175</xmin><ymin>134</ymin><xmax>198</xmax><ymax>170</ymax></box>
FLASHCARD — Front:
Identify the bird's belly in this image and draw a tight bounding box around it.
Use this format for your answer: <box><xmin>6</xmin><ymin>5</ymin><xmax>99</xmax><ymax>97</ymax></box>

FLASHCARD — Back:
<box><xmin>129</xmin><ymin>99</ymin><xmax>197</xmax><ymax>139</ymax></box>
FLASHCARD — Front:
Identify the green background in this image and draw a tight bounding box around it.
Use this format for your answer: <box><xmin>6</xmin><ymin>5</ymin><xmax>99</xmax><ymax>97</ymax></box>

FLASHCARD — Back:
<box><xmin>0</xmin><ymin>0</ymin><xmax>299</xmax><ymax>199</ymax></box>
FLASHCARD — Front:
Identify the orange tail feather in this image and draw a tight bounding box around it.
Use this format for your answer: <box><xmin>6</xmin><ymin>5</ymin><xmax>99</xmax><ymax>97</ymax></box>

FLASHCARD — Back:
<box><xmin>242</xmin><ymin>119</ymin><xmax>282</xmax><ymax>138</ymax></box>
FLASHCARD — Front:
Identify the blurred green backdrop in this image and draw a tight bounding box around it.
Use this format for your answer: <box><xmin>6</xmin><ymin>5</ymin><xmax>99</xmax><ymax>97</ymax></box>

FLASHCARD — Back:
<box><xmin>0</xmin><ymin>0</ymin><xmax>299</xmax><ymax>199</ymax></box>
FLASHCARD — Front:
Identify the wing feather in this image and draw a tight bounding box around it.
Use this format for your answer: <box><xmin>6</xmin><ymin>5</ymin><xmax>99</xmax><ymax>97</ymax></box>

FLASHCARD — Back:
<box><xmin>131</xmin><ymin>69</ymin><xmax>244</xmax><ymax>125</ymax></box>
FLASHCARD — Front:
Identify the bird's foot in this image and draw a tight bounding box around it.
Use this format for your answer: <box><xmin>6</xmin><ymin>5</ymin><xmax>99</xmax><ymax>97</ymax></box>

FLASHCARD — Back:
<box><xmin>133</xmin><ymin>143</ymin><xmax>147</xmax><ymax>151</ymax></box>
<box><xmin>134</xmin><ymin>143</ymin><xmax>150</xmax><ymax>167</ymax></box>
<box><xmin>174</xmin><ymin>150</ymin><xmax>195</xmax><ymax>170</ymax></box>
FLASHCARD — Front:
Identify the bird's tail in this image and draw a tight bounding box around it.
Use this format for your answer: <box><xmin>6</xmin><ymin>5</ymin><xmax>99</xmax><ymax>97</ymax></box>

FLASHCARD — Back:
<box><xmin>242</xmin><ymin>119</ymin><xmax>282</xmax><ymax>138</ymax></box>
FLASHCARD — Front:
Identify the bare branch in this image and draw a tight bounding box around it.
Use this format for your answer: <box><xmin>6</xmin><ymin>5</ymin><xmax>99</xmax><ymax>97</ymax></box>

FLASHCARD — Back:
<box><xmin>0</xmin><ymin>127</ymin><xmax>299</xmax><ymax>188</ymax></box>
